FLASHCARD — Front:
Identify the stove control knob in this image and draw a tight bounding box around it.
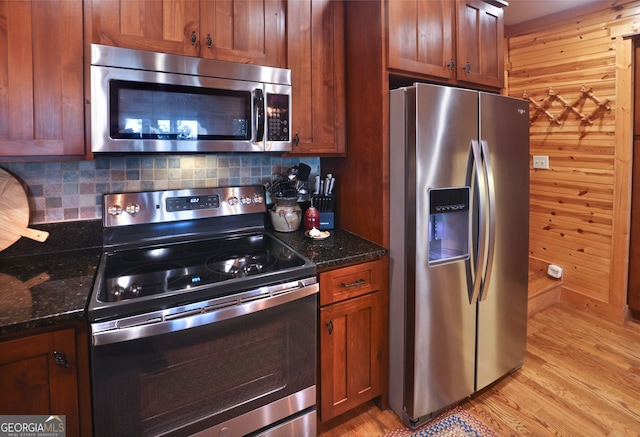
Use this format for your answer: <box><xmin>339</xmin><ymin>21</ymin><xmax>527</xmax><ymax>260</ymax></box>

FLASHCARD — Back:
<box><xmin>107</xmin><ymin>204</ymin><xmax>123</xmax><ymax>216</ymax></box>
<box><xmin>111</xmin><ymin>285</ymin><xmax>125</xmax><ymax>297</ymax></box>
<box><xmin>227</xmin><ymin>196</ymin><xmax>239</xmax><ymax>206</ymax></box>
<box><xmin>128</xmin><ymin>284</ymin><xmax>142</xmax><ymax>295</ymax></box>
<box><xmin>253</xmin><ymin>194</ymin><xmax>264</xmax><ymax>204</ymax></box>
<box><xmin>126</xmin><ymin>203</ymin><xmax>141</xmax><ymax>215</ymax></box>
<box><xmin>240</xmin><ymin>195</ymin><xmax>252</xmax><ymax>205</ymax></box>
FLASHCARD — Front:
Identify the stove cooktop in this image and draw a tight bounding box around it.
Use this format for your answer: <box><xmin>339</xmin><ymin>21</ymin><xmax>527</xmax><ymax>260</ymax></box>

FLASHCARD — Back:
<box><xmin>98</xmin><ymin>233</ymin><xmax>306</xmax><ymax>303</ymax></box>
<box><xmin>88</xmin><ymin>186</ymin><xmax>316</xmax><ymax>322</ymax></box>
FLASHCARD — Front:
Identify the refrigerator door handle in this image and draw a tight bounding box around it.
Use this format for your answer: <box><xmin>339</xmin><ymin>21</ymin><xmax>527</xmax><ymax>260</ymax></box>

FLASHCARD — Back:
<box><xmin>478</xmin><ymin>140</ymin><xmax>497</xmax><ymax>301</ymax></box>
<box><xmin>469</xmin><ymin>140</ymin><xmax>488</xmax><ymax>304</ymax></box>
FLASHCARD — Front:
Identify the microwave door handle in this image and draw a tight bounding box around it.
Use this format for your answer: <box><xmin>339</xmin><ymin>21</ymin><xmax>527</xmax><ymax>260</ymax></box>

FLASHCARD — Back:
<box><xmin>254</xmin><ymin>89</ymin><xmax>265</xmax><ymax>142</ymax></box>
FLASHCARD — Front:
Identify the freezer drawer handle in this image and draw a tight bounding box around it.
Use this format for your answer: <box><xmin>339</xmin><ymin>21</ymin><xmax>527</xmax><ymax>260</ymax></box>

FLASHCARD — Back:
<box><xmin>326</xmin><ymin>320</ymin><xmax>334</xmax><ymax>335</ymax></box>
<box><xmin>341</xmin><ymin>279</ymin><xmax>366</xmax><ymax>288</ymax></box>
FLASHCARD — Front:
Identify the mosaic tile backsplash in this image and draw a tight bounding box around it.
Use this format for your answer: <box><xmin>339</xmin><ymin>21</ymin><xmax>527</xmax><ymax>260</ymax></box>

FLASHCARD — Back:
<box><xmin>0</xmin><ymin>155</ymin><xmax>320</xmax><ymax>224</ymax></box>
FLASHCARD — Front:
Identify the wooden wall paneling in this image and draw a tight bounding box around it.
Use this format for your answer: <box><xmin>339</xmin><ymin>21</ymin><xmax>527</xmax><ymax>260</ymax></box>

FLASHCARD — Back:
<box><xmin>606</xmin><ymin>36</ymin><xmax>633</xmax><ymax>321</ymax></box>
<box><xmin>506</xmin><ymin>1</ymin><xmax>640</xmax><ymax>38</ymax></box>
<box><xmin>628</xmin><ymin>39</ymin><xmax>640</xmax><ymax>314</ymax></box>
<box><xmin>506</xmin><ymin>0</ymin><xmax>638</xmax><ymax>322</ymax></box>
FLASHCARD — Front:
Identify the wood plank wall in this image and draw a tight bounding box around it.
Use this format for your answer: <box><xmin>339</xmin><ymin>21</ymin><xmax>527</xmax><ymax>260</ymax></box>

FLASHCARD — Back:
<box><xmin>505</xmin><ymin>1</ymin><xmax>639</xmax><ymax>323</ymax></box>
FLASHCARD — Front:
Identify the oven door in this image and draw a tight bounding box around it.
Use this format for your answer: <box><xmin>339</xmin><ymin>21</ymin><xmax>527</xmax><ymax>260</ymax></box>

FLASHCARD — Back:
<box><xmin>89</xmin><ymin>284</ymin><xmax>317</xmax><ymax>437</ymax></box>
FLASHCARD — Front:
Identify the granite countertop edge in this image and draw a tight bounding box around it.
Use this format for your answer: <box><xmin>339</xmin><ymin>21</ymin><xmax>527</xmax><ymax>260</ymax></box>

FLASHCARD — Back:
<box><xmin>0</xmin><ymin>221</ymin><xmax>388</xmax><ymax>337</ymax></box>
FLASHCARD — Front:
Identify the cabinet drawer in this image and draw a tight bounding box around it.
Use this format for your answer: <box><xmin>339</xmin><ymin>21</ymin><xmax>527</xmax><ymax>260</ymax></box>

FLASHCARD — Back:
<box><xmin>319</xmin><ymin>259</ymin><xmax>383</xmax><ymax>306</ymax></box>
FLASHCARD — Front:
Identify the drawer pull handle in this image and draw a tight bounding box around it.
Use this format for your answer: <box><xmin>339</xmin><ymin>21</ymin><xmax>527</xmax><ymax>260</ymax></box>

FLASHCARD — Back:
<box><xmin>341</xmin><ymin>279</ymin><xmax>365</xmax><ymax>288</ymax></box>
<box><xmin>53</xmin><ymin>351</ymin><xmax>69</xmax><ymax>368</ymax></box>
<box><xmin>326</xmin><ymin>320</ymin><xmax>333</xmax><ymax>335</ymax></box>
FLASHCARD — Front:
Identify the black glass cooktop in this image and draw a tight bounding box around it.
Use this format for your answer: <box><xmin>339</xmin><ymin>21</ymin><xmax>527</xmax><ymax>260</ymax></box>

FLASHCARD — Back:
<box><xmin>97</xmin><ymin>233</ymin><xmax>306</xmax><ymax>303</ymax></box>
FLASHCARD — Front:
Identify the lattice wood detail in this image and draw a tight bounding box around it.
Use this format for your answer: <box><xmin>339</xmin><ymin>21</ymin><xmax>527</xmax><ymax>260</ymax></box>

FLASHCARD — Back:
<box><xmin>523</xmin><ymin>86</ymin><xmax>611</xmax><ymax>126</ymax></box>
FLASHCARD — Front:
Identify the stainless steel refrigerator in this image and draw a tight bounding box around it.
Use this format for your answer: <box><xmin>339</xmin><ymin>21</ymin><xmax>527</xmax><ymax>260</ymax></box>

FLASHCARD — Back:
<box><xmin>389</xmin><ymin>83</ymin><xmax>529</xmax><ymax>428</ymax></box>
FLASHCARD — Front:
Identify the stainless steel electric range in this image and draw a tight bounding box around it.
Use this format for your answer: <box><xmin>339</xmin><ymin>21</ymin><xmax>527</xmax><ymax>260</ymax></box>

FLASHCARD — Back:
<box><xmin>87</xmin><ymin>186</ymin><xmax>318</xmax><ymax>437</ymax></box>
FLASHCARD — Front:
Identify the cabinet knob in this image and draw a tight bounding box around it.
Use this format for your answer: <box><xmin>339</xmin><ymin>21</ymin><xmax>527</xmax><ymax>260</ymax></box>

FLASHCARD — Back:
<box><xmin>326</xmin><ymin>320</ymin><xmax>333</xmax><ymax>335</ymax></box>
<box><xmin>53</xmin><ymin>351</ymin><xmax>69</xmax><ymax>368</ymax></box>
<box><xmin>293</xmin><ymin>133</ymin><xmax>300</xmax><ymax>147</ymax></box>
<box><xmin>464</xmin><ymin>61</ymin><xmax>471</xmax><ymax>74</ymax></box>
<box><xmin>206</xmin><ymin>34</ymin><xmax>213</xmax><ymax>49</ymax></box>
<box><xmin>190</xmin><ymin>31</ymin><xmax>197</xmax><ymax>45</ymax></box>
<box><xmin>447</xmin><ymin>58</ymin><xmax>455</xmax><ymax>70</ymax></box>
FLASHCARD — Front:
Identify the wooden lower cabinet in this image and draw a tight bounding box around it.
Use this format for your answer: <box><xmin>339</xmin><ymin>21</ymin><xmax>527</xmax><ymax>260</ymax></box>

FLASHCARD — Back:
<box><xmin>0</xmin><ymin>324</ymin><xmax>91</xmax><ymax>437</ymax></box>
<box><xmin>318</xmin><ymin>258</ymin><xmax>388</xmax><ymax>422</ymax></box>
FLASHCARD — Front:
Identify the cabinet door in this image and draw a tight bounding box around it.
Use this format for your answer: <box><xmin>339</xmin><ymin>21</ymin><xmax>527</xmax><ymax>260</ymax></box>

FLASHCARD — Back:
<box><xmin>200</xmin><ymin>0</ymin><xmax>285</xmax><ymax>67</ymax></box>
<box><xmin>0</xmin><ymin>0</ymin><xmax>85</xmax><ymax>158</ymax></box>
<box><xmin>387</xmin><ymin>0</ymin><xmax>455</xmax><ymax>80</ymax></box>
<box><xmin>91</xmin><ymin>0</ymin><xmax>200</xmax><ymax>56</ymax></box>
<box><xmin>456</xmin><ymin>0</ymin><xmax>504</xmax><ymax>88</ymax></box>
<box><xmin>319</xmin><ymin>291</ymin><xmax>383</xmax><ymax>421</ymax></box>
<box><xmin>0</xmin><ymin>329</ymin><xmax>80</xmax><ymax>435</ymax></box>
<box><xmin>288</xmin><ymin>0</ymin><xmax>346</xmax><ymax>155</ymax></box>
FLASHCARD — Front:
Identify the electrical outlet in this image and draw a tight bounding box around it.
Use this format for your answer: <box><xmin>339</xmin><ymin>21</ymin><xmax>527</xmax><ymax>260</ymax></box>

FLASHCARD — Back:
<box><xmin>533</xmin><ymin>155</ymin><xmax>549</xmax><ymax>169</ymax></box>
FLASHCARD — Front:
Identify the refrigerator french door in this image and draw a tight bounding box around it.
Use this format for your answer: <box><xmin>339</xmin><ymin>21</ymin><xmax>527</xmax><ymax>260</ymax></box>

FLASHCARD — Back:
<box><xmin>389</xmin><ymin>83</ymin><xmax>529</xmax><ymax>428</ymax></box>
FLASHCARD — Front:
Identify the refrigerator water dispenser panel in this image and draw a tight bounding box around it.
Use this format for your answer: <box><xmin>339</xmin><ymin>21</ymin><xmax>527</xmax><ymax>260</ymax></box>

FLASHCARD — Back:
<box><xmin>428</xmin><ymin>187</ymin><xmax>470</xmax><ymax>265</ymax></box>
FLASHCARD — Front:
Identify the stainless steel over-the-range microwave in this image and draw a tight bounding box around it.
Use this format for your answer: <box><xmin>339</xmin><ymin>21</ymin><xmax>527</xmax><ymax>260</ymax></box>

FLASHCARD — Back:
<box><xmin>90</xmin><ymin>44</ymin><xmax>292</xmax><ymax>153</ymax></box>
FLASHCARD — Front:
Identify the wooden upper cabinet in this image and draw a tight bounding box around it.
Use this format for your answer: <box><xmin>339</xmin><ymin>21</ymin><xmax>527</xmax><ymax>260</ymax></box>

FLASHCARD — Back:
<box><xmin>91</xmin><ymin>0</ymin><xmax>200</xmax><ymax>56</ymax></box>
<box><xmin>0</xmin><ymin>0</ymin><xmax>85</xmax><ymax>159</ymax></box>
<box><xmin>200</xmin><ymin>0</ymin><xmax>285</xmax><ymax>66</ymax></box>
<box><xmin>91</xmin><ymin>0</ymin><xmax>286</xmax><ymax>67</ymax></box>
<box><xmin>456</xmin><ymin>0</ymin><xmax>504</xmax><ymax>88</ymax></box>
<box><xmin>386</xmin><ymin>0</ymin><xmax>504</xmax><ymax>89</ymax></box>
<box><xmin>387</xmin><ymin>0</ymin><xmax>455</xmax><ymax>80</ymax></box>
<box><xmin>287</xmin><ymin>0</ymin><xmax>346</xmax><ymax>155</ymax></box>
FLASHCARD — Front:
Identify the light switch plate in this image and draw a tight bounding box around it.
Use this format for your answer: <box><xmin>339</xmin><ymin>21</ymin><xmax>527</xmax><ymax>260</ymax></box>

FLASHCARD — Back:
<box><xmin>533</xmin><ymin>155</ymin><xmax>549</xmax><ymax>169</ymax></box>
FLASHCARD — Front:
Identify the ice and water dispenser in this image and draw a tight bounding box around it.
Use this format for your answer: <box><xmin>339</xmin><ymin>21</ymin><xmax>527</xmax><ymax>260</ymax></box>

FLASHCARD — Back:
<box><xmin>428</xmin><ymin>187</ymin><xmax>470</xmax><ymax>265</ymax></box>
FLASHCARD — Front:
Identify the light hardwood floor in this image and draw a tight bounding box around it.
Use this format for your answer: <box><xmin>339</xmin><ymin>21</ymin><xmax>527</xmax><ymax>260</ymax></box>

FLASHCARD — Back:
<box><xmin>318</xmin><ymin>303</ymin><xmax>640</xmax><ymax>436</ymax></box>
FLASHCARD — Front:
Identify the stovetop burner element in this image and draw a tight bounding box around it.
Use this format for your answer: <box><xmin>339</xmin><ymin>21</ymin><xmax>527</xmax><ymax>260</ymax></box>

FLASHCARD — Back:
<box><xmin>206</xmin><ymin>251</ymin><xmax>272</xmax><ymax>278</ymax></box>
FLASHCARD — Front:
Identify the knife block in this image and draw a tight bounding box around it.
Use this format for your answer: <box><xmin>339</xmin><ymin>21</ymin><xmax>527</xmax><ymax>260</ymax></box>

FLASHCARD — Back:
<box><xmin>312</xmin><ymin>195</ymin><xmax>334</xmax><ymax>230</ymax></box>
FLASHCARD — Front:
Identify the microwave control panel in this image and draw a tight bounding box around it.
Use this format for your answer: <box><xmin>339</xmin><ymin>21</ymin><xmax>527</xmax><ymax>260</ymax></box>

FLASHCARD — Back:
<box><xmin>266</xmin><ymin>94</ymin><xmax>290</xmax><ymax>142</ymax></box>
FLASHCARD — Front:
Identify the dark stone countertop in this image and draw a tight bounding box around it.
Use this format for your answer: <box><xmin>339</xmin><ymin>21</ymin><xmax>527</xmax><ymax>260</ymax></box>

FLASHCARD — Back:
<box><xmin>0</xmin><ymin>220</ymin><xmax>387</xmax><ymax>337</ymax></box>
<box><xmin>0</xmin><ymin>220</ymin><xmax>102</xmax><ymax>336</ymax></box>
<box><xmin>0</xmin><ymin>248</ymin><xmax>101</xmax><ymax>336</ymax></box>
<box><xmin>273</xmin><ymin>227</ymin><xmax>388</xmax><ymax>271</ymax></box>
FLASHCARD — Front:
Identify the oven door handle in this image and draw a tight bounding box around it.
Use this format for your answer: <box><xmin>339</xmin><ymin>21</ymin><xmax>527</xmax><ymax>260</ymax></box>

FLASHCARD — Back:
<box><xmin>91</xmin><ymin>281</ymin><xmax>318</xmax><ymax>346</ymax></box>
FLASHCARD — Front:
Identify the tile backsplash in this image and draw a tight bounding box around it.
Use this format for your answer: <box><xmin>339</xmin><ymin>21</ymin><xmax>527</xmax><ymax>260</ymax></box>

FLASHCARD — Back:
<box><xmin>0</xmin><ymin>155</ymin><xmax>319</xmax><ymax>224</ymax></box>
